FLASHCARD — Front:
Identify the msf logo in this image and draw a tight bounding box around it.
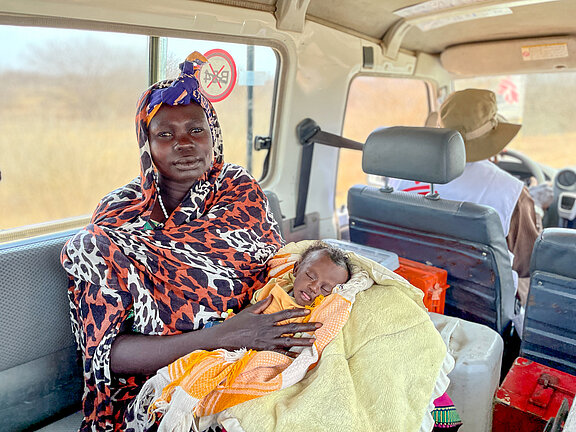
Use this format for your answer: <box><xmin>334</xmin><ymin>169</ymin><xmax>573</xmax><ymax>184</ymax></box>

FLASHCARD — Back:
<box><xmin>203</xmin><ymin>64</ymin><xmax>229</xmax><ymax>89</ymax></box>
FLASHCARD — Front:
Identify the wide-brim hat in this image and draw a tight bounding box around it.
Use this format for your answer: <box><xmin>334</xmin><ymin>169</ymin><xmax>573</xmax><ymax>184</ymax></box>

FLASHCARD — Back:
<box><xmin>439</xmin><ymin>89</ymin><xmax>521</xmax><ymax>162</ymax></box>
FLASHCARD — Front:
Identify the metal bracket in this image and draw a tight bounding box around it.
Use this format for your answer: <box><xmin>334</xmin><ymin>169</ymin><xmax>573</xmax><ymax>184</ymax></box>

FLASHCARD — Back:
<box><xmin>425</xmin><ymin>183</ymin><xmax>440</xmax><ymax>200</ymax></box>
<box><xmin>254</xmin><ymin>136</ymin><xmax>271</xmax><ymax>151</ymax></box>
<box><xmin>296</xmin><ymin>118</ymin><xmax>321</xmax><ymax>147</ymax></box>
<box><xmin>275</xmin><ymin>0</ymin><xmax>311</xmax><ymax>32</ymax></box>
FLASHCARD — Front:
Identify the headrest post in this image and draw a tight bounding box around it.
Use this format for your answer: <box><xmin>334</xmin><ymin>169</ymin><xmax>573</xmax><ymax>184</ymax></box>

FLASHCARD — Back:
<box><xmin>379</xmin><ymin>176</ymin><xmax>394</xmax><ymax>193</ymax></box>
<box><xmin>425</xmin><ymin>183</ymin><xmax>440</xmax><ymax>200</ymax></box>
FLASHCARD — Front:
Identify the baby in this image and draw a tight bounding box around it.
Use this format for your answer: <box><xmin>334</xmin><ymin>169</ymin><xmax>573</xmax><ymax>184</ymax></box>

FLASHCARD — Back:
<box><xmin>251</xmin><ymin>241</ymin><xmax>352</xmax><ymax>321</ymax></box>
<box><xmin>203</xmin><ymin>241</ymin><xmax>351</xmax><ymax>328</ymax></box>
<box><xmin>136</xmin><ymin>242</ymin><xmax>354</xmax><ymax>428</ymax></box>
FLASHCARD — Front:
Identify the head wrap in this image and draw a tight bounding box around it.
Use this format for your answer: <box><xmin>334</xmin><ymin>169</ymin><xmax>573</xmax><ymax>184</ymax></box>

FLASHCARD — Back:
<box><xmin>145</xmin><ymin>52</ymin><xmax>208</xmax><ymax>125</ymax></box>
<box><xmin>131</xmin><ymin>51</ymin><xmax>224</xmax><ymax>224</ymax></box>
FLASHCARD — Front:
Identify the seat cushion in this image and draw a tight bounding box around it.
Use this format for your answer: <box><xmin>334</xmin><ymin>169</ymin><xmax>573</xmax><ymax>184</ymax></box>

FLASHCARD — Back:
<box><xmin>0</xmin><ymin>230</ymin><xmax>83</xmax><ymax>431</ymax></box>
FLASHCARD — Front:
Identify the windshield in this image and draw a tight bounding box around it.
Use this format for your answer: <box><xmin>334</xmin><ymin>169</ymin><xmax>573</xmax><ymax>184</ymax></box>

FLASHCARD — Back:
<box><xmin>454</xmin><ymin>72</ymin><xmax>576</xmax><ymax>169</ymax></box>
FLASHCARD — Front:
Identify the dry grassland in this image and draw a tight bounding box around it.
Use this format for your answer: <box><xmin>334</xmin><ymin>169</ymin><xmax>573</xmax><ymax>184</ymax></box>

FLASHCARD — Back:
<box><xmin>1</xmin><ymin>72</ymin><xmax>574</xmax><ymax>229</ymax></box>
<box><xmin>0</xmin><ymin>70</ymin><xmax>272</xmax><ymax>229</ymax></box>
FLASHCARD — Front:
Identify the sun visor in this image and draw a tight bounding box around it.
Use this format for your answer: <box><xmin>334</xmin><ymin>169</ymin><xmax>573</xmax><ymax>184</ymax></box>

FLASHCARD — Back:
<box><xmin>441</xmin><ymin>36</ymin><xmax>576</xmax><ymax>76</ymax></box>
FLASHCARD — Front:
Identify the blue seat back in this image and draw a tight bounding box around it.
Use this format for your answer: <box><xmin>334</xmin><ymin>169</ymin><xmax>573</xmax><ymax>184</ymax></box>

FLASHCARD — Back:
<box><xmin>348</xmin><ymin>187</ymin><xmax>515</xmax><ymax>334</ymax></box>
<box><xmin>521</xmin><ymin>228</ymin><xmax>576</xmax><ymax>374</ymax></box>
<box><xmin>0</xmin><ymin>230</ymin><xmax>82</xmax><ymax>431</ymax></box>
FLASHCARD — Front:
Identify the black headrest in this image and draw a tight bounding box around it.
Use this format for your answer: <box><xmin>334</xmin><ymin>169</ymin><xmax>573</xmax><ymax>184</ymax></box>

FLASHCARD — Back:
<box><xmin>362</xmin><ymin>126</ymin><xmax>465</xmax><ymax>184</ymax></box>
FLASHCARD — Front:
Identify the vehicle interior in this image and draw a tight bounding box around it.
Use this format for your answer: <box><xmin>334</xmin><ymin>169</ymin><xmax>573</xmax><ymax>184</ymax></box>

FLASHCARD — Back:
<box><xmin>1</xmin><ymin>0</ymin><xmax>575</xmax><ymax>431</ymax></box>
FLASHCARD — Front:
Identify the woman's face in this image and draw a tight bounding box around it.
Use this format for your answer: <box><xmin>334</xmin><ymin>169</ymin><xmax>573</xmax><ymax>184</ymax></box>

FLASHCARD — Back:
<box><xmin>148</xmin><ymin>102</ymin><xmax>213</xmax><ymax>188</ymax></box>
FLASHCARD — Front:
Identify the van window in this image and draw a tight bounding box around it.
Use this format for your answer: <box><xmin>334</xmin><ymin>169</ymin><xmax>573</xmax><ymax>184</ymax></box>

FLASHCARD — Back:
<box><xmin>0</xmin><ymin>27</ymin><xmax>278</xmax><ymax>231</ymax></box>
<box><xmin>336</xmin><ymin>77</ymin><xmax>430</xmax><ymax>208</ymax></box>
<box><xmin>0</xmin><ymin>25</ymin><xmax>148</xmax><ymax>231</ymax></box>
<box><xmin>454</xmin><ymin>73</ymin><xmax>576</xmax><ymax>168</ymax></box>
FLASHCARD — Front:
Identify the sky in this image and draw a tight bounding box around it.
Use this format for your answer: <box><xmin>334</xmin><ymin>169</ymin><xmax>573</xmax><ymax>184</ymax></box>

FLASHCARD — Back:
<box><xmin>0</xmin><ymin>25</ymin><xmax>141</xmax><ymax>69</ymax></box>
<box><xmin>0</xmin><ymin>24</ymin><xmax>278</xmax><ymax>77</ymax></box>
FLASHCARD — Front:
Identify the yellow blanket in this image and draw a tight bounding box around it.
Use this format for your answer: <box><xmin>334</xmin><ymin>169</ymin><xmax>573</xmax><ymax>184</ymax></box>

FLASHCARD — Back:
<box><xmin>215</xmin><ymin>241</ymin><xmax>449</xmax><ymax>432</ymax></box>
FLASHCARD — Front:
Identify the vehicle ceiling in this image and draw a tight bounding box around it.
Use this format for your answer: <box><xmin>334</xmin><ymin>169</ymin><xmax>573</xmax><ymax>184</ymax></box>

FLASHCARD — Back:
<box><xmin>199</xmin><ymin>0</ymin><xmax>576</xmax><ymax>55</ymax></box>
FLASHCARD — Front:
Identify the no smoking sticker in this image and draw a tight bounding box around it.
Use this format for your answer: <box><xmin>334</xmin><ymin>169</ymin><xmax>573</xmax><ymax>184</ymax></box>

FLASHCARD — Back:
<box><xmin>199</xmin><ymin>49</ymin><xmax>237</xmax><ymax>102</ymax></box>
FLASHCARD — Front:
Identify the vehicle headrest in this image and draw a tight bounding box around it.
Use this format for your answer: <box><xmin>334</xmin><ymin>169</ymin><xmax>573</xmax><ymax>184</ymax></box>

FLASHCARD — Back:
<box><xmin>362</xmin><ymin>126</ymin><xmax>466</xmax><ymax>184</ymax></box>
<box><xmin>530</xmin><ymin>228</ymin><xmax>576</xmax><ymax>280</ymax></box>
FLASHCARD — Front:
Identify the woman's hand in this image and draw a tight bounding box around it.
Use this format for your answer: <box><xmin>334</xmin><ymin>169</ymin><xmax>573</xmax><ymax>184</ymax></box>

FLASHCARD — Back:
<box><xmin>110</xmin><ymin>297</ymin><xmax>321</xmax><ymax>375</ymax></box>
<box><xmin>213</xmin><ymin>296</ymin><xmax>322</xmax><ymax>355</ymax></box>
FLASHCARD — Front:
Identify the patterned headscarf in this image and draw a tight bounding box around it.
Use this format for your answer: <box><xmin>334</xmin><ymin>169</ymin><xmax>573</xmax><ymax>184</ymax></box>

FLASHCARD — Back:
<box><xmin>61</xmin><ymin>51</ymin><xmax>283</xmax><ymax>431</ymax></box>
<box><xmin>105</xmin><ymin>51</ymin><xmax>225</xmax><ymax>227</ymax></box>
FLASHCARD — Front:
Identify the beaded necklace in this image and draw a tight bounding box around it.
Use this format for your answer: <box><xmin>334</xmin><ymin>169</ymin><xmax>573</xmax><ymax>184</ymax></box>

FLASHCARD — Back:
<box><xmin>156</xmin><ymin>187</ymin><xmax>170</xmax><ymax>221</ymax></box>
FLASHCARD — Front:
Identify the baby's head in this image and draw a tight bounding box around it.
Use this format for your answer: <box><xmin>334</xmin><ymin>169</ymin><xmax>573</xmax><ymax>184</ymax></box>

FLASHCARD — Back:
<box><xmin>292</xmin><ymin>241</ymin><xmax>351</xmax><ymax>306</ymax></box>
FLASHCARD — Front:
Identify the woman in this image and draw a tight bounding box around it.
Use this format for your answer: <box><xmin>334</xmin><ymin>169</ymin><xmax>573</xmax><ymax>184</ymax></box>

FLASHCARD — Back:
<box><xmin>61</xmin><ymin>52</ymin><xmax>320</xmax><ymax>431</ymax></box>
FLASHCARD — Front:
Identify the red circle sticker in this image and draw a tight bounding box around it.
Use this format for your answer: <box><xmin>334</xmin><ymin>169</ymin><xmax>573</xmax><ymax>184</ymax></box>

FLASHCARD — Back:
<box><xmin>199</xmin><ymin>49</ymin><xmax>237</xmax><ymax>103</ymax></box>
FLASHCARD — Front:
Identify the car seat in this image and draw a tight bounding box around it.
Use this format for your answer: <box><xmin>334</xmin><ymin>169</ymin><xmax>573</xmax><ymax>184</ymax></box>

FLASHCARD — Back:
<box><xmin>520</xmin><ymin>228</ymin><xmax>576</xmax><ymax>375</ymax></box>
<box><xmin>347</xmin><ymin>126</ymin><xmax>517</xmax><ymax>335</ymax></box>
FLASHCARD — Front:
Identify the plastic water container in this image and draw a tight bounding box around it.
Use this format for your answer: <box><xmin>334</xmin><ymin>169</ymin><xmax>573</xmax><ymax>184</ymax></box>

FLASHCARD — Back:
<box><xmin>430</xmin><ymin>313</ymin><xmax>504</xmax><ymax>432</ymax></box>
<box><xmin>322</xmin><ymin>238</ymin><xmax>399</xmax><ymax>271</ymax></box>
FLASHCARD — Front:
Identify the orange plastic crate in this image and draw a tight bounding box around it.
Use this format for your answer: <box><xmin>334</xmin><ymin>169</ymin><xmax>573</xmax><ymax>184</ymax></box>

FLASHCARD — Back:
<box><xmin>393</xmin><ymin>257</ymin><xmax>449</xmax><ymax>314</ymax></box>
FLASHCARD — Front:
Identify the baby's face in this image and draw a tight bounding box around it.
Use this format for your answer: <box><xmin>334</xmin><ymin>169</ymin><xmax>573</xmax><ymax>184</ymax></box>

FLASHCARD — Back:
<box><xmin>292</xmin><ymin>250</ymin><xmax>349</xmax><ymax>306</ymax></box>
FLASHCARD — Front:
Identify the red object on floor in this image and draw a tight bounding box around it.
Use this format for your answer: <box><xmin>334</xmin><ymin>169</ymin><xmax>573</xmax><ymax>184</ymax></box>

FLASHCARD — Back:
<box><xmin>393</xmin><ymin>257</ymin><xmax>449</xmax><ymax>314</ymax></box>
<box><xmin>492</xmin><ymin>357</ymin><xmax>576</xmax><ymax>432</ymax></box>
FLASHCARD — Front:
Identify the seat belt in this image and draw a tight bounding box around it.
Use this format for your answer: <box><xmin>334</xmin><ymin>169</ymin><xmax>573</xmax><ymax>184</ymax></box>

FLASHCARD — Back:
<box><xmin>295</xmin><ymin>119</ymin><xmax>362</xmax><ymax>228</ymax></box>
